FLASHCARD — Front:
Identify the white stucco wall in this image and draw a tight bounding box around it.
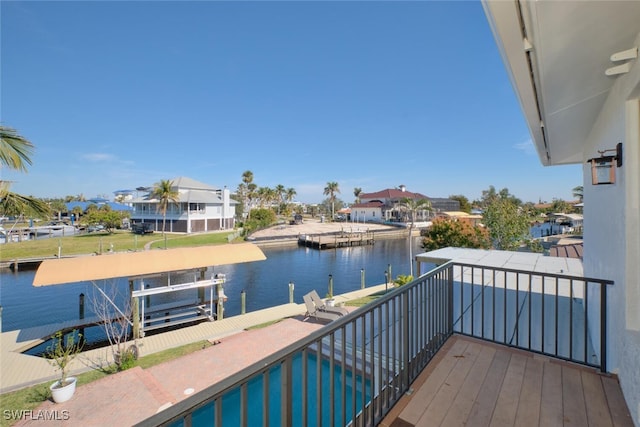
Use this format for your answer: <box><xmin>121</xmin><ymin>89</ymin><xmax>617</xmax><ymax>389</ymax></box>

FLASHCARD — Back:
<box><xmin>581</xmin><ymin>33</ymin><xmax>640</xmax><ymax>425</ymax></box>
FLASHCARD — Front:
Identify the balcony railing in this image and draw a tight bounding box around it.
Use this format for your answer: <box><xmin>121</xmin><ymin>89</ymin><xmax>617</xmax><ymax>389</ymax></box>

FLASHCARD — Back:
<box><xmin>136</xmin><ymin>262</ymin><xmax>612</xmax><ymax>427</ymax></box>
<box><xmin>450</xmin><ymin>263</ymin><xmax>613</xmax><ymax>372</ymax></box>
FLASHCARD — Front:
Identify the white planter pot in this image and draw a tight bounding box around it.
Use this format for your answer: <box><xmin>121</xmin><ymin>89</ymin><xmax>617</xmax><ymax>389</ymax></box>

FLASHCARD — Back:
<box><xmin>50</xmin><ymin>377</ymin><xmax>77</xmax><ymax>403</ymax></box>
<box><xmin>326</xmin><ymin>299</ymin><xmax>335</xmax><ymax>307</ymax></box>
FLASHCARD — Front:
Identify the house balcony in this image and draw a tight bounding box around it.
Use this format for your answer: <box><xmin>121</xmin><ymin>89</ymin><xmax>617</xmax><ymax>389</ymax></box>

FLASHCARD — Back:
<box><xmin>136</xmin><ymin>255</ymin><xmax>633</xmax><ymax>427</ymax></box>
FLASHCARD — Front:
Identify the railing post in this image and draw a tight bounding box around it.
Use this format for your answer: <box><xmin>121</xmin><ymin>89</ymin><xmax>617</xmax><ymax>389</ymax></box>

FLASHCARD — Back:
<box><xmin>447</xmin><ymin>265</ymin><xmax>454</xmax><ymax>335</ymax></box>
<box><xmin>281</xmin><ymin>358</ymin><xmax>292</xmax><ymax>427</ymax></box>
<box><xmin>402</xmin><ymin>290</ymin><xmax>410</xmax><ymax>391</ymax></box>
<box><xmin>600</xmin><ymin>281</ymin><xmax>607</xmax><ymax>372</ymax></box>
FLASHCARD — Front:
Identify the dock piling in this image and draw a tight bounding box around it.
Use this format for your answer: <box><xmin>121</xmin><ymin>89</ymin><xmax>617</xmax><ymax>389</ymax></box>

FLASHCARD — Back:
<box><xmin>289</xmin><ymin>281</ymin><xmax>295</xmax><ymax>303</ymax></box>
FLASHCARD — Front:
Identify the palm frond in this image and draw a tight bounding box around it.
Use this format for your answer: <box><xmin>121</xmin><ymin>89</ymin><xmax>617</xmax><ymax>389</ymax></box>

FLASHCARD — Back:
<box><xmin>0</xmin><ymin>126</ymin><xmax>34</xmax><ymax>173</ymax></box>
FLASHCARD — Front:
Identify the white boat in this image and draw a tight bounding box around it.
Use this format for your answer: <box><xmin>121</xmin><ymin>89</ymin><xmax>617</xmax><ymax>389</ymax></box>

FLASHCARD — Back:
<box><xmin>29</xmin><ymin>223</ymin><xmax>77</xmax><ymax>238</ymax></box>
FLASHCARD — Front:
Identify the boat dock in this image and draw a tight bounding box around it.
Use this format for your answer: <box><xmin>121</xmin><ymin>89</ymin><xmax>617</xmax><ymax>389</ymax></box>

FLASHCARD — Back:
<box><xmin>298</xmin><ymin>231</ymin><xmax>375</xmax><ymax>249</ymax></box>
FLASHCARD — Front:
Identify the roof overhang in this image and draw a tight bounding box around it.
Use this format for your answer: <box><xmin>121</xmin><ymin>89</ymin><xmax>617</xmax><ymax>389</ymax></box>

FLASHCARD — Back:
<box><xmin>33</xmin><ymin>243</ymin><xmax>266</xmax><ymax>287</ymax></box>
<box><xmin>482</xmin><ymin>0</ymin><xmax>640</xmax><ymax>166</ymax></box>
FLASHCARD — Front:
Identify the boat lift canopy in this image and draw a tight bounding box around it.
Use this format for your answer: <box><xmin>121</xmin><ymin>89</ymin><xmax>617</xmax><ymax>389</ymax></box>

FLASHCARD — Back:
<box><xmin>33</xmin><ymin>243</ymin><xmax>266</xmax><ymax>286</ymax></box>
<box><xmin>31</xmin><ymin>243</ymin><xmax>266</xmax><ymax>339</ymax></box>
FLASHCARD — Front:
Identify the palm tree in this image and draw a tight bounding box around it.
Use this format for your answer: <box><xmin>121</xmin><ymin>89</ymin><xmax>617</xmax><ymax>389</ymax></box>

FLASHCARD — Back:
<box><xmin>285</xmin><ymin>188</ymin><xmax>297</xmax><ymax>203</ymax></box>
<box><xmin>152</xmin><ymin>179</ymin><xmax>179</xmax><ymax>248</ymax></box>
<box><xmin>572</xmin><ymin>185</ymin><xmax>584</xmax><ymax>202</ymax></box>
<box><xmin>353</xmin><ymin>187</ymin><xmax>362</xmax><ymax>203</ymax></box>
<box><xmin>274</xmin><ymin>184</ymin><xmax>285</xmax><ymax>214</ymax></box>
<box><xmin>400</xmin><ymin>197</ymin><xmax>432</xmax><ymax>277</ymax></box>
<box><xmin>241</xmin><ymin>170</ymin><xmax>255</xmax><ymax>219</ymax></box>
<box><xmin>0</xmin><ymin>183</ymin><xmax>50</xmax><ymax>218</ymax></box>
<box><xmin>0</xmin><ymin>126</ymin><xmax>50</xmax><ymax>219</ymax></box>
<box><xmin>324</xmin><ymin>182</ymin><xmax>340</xmax><ymax>220</ymax></box>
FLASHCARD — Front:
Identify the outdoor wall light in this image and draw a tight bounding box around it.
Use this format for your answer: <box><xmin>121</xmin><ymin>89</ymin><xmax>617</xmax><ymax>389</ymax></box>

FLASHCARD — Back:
<box><xmin>587</xmin><ymin>143</ymin><xmax>623</xmax><ymax>185</ymax></box>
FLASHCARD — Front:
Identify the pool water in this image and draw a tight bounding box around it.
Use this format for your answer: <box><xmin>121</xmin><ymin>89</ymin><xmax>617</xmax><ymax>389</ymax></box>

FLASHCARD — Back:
<box><xmin>172</xmin><ymin>352</ymin><xmax>371</xmax><ymax>427</ymax></box>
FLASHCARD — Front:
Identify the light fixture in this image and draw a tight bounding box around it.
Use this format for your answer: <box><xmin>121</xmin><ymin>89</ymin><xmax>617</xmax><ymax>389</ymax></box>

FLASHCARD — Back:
<box><xmin>587</xmin><ymin>143</ymin><xmax>623</xmax><ymax>185</ymax></box>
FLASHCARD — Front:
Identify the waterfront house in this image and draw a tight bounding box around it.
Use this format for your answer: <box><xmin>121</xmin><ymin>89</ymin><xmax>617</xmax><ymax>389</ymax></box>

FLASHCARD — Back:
<box><xmin>129</xmin><ymin>176</ymin><xmax>236</xmax><ymax>233</ymax></box>
<box><xmin>353</xmin><ymin>185</ymin><xmax>459</xmax><ymax>223</ymax></box>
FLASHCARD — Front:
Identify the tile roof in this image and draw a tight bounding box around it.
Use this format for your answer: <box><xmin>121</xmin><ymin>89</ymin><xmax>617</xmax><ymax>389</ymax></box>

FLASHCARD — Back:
<box><xmin>549</xmin><ymin>243</ymin><xmax>583</xmax><ymax>259</ymax></box>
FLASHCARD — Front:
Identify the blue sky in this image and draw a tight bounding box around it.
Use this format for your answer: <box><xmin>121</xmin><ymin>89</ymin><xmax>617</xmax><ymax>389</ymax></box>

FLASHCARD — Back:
<box><xmin>2</xmin><ymin>1</ymin><xmax>580</xmax><ymax>204</ymax></box>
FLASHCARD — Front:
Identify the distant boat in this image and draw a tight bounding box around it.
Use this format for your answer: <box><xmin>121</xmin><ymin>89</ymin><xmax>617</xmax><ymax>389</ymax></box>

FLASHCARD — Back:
<box><xmin>29</xmin><ymin>222</ymin><xmax>77</xmax><ymax>238</ymax></box>
<box><xmin>0</xmin><ymin>226</ymin><xmax>31</xmax><ymax>243</ymax></box>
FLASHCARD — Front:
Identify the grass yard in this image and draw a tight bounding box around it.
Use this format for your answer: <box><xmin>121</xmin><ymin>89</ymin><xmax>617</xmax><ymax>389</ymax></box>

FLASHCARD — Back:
<box><xmin>344</xmin><ymin>290</ymin><xmax>386</xmax><ymax>308</ymax></box>
<box><xmin>0</xmin><ymin>230</ymin><xmax>238</xmax><ymax>262</ymax></box>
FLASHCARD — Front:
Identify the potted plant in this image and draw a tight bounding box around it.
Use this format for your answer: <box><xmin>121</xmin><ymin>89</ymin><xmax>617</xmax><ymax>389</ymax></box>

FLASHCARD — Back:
<box><xmin>45</xmin><ymin>330</ymin><xmax>83</xmax><ymax>403</ymax></box>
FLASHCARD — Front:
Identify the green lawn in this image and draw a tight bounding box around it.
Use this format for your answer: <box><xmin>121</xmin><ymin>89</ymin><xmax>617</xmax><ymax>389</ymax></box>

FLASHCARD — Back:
<box><xmin>344</xmin><ymin>291</ymin><xmax>386</xmax><ymax>308</ymax></box>
<box><xmin>0</xmin><ymin>230</ymin><xmax>239</xmax><ymax>262</ymax></box>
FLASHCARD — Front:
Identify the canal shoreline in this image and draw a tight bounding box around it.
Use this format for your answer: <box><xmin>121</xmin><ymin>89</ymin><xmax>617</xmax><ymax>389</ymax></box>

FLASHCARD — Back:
<box><xmin>0</xmin><ymin>220</ymin><xmax>414</xmax><ymax>269</ymax></box>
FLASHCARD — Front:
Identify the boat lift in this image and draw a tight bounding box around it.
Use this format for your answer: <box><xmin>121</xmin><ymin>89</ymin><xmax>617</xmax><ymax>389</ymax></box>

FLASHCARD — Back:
<box><xmin>131</xmin><ymin>272</ymin><xmax>227</xmax><ymax>337</ymax></box>
<box><xmin>32</xmin><ymin>244</ymin><xmax>266</xmax><ymax>342</ymax></box>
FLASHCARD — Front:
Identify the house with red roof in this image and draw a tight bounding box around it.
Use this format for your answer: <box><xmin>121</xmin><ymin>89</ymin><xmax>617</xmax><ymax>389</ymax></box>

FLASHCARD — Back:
<box><xmin>351</xmin><ymin>185</ymin><xmax>459</xmax><ymax>223</ymax></box>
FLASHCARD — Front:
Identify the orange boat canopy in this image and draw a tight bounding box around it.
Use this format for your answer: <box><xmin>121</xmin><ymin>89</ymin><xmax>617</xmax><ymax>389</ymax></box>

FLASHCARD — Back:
<box><xmin>33</xmin><ymin>243</ymin><xmax>266</xmax><ymax>287</ymax></box>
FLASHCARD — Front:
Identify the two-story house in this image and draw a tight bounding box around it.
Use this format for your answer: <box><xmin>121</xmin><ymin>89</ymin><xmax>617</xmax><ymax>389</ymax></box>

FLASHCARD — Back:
<box><xmin>129</xmin><ymin>176</ymin><xmax>236</xmax><ymax>233</ymax></box>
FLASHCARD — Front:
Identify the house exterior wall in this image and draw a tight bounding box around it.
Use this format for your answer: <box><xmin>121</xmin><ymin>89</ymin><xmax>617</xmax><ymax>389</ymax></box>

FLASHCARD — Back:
<box><xmin>352</xmin><ymin>207</ymin><xmax>381</xmax><ymax>222</ymax></box>
<box><xmin>581</xmin><ymin>31</ymin><xmax>640</xmax><ymax>423</ymax></box>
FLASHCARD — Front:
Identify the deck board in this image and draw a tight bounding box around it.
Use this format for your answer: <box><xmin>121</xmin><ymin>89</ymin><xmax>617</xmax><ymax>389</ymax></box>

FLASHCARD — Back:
<box><xmin>399</xmin><ymin>339</ymin><xmax>468</xmax><ymax>424</ymax></box>
<box><xmin>490</xmin><ymin>352</ymin><xmax>527</xmax><ymax>426</ymax></box>
<box><xmin>513</xmin><ymin>357</ymin><xmax>544</xmax><ymax>427</ymax></box>
<box><xmin>465</xmin><ymin>347</ymin><xmax>511</xmax><ymax>427</ymax></box>
<box><xmin>415</xmin><ymin>342</ymin><xmax>482</xmax><ymax>426</ymax></box>
<box><xmin>440</xmin><ymin>345</ymin><xmax>495</xmax><ymax>426</ymax></box>
<box><xmin>562</xmin><ymin>364</ymin><xmax>588</xmax><ymax>426</ymax></box>
<box><xmin>539</xmin><ymin>361</ymin><xmax>564</xmax><ymax>427</ymax></box>
<box><xmin>581</xmin><ymin>370</ymin><xmax>613</xmax><ymax>427</ymax></box>
<box><xmin>382</xmin><ymin>335</ymin><xmax>634</xmax><ymax>427</ymax></box>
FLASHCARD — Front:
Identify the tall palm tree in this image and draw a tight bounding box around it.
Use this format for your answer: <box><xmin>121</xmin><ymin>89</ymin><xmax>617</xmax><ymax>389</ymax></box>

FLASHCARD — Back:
<box><xmin>353</xmin><ymin>187</ymin><xmax>362</xmax><ymax>203</ymax></box>
<box><xmin>572</xmin><ymin>185</ymin><xmax>584</xmax><ymax>202</ymax></box>
<box><xmin>152</xmin><ymin>179</ymin><xmax>179</xmax><ymax>248</ymax></box>
<box><xmin>0</xmin><ymin>126</ymin><xmax>50</xmax><ymax>219</ymax></box>
<box><xmin>241</xmin><ymin>170</ymin><xmax>255</xmax><ymax>219</ymax></box>
<box><xmin>285</xmin><ymin>188</ymin><xmax>297</xmax><ymax>203</ymax></box>
<box><xmin>324</xmin><ymin>182</ymin><xmax>340</xmax><ymax>220</ymax></box>
<box><xmin>400</xmin><ymin>197</ymin><xmax>432</xmax><ymax>277</ymax></box>
<box><xmin>274</xmin><ymin>184</ymin><xmax>285</xmax><ymax>214</ymax></box>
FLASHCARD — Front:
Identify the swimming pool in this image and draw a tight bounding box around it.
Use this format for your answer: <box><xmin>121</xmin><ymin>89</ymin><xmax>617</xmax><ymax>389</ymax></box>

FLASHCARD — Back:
<box><xmin>170</xmin><ymin>352</ymin><xmax>371</xmax><ymax>427</ymax></box>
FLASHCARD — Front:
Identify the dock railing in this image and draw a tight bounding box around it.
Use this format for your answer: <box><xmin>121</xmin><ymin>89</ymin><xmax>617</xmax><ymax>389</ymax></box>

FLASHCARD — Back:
<box><xmin>136</xmin><ymin>261</ymin><xmax>611</xmax><ymax>427</ymax></box>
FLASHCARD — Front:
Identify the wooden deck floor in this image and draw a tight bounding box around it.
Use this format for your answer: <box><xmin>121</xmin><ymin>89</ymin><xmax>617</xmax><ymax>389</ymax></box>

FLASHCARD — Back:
<box><xmin>381</xmin><ymin>335</ymin><xmax>633</xmax><ymax>427</ymax></box>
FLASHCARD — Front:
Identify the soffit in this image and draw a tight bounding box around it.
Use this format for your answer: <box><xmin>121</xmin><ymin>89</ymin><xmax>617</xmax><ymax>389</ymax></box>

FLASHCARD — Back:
<box><xmin>483</xmin><ymin>1</ymin><xmax>640</xmax><ymax>166</ymax></box>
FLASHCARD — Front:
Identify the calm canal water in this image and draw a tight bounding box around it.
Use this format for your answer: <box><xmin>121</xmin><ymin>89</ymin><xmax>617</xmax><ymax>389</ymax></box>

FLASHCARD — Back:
<box><xmin>0</xmin><ymin>237</ymin><xmax>431</xmax><ymax>337</ymax></box>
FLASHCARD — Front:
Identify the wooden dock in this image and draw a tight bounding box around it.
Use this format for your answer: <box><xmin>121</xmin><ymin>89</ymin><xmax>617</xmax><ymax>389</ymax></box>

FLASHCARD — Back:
<box><xmin>298</xmin><ymin>231</ymin><xmax>375</xmax><ymax>249</ymax></box>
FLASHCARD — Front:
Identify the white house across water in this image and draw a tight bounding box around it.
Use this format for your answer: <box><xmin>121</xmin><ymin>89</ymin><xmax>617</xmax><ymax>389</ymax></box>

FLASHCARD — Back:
<box><xmin>129</xmin><ymin>176</ymin><xmax>236</xmax><ymax>233</ymax></box>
